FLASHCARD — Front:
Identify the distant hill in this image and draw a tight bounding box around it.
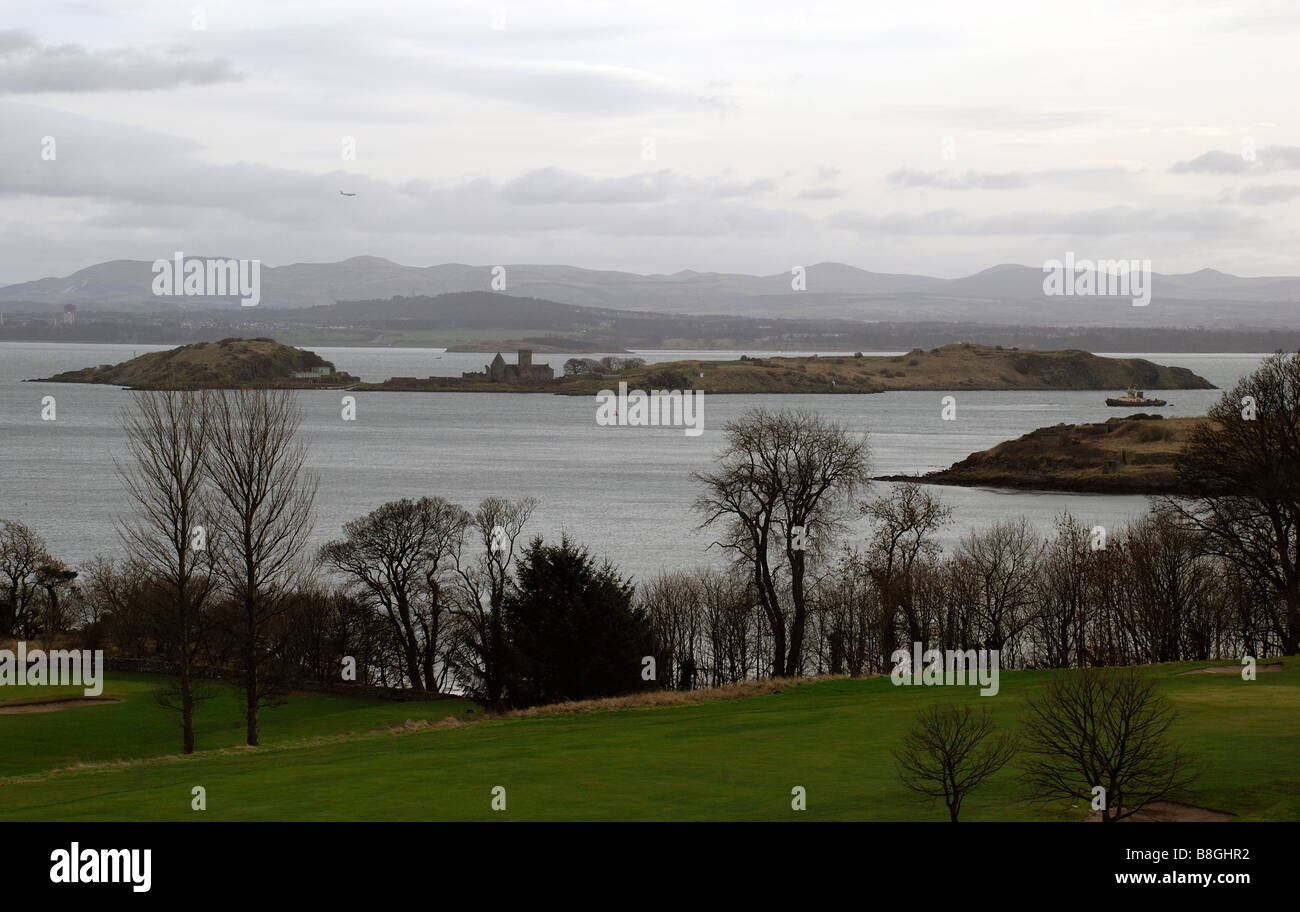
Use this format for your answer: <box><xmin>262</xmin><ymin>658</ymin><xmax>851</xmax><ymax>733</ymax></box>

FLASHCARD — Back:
<box><xmin>3</xmin><ymin>256</ymin><xmax>1299</xmax><ymax>327</ymax></box>
<box><xmin>33</xmin><ymin>338</ymin><xmax>357</xmax><ymax>390</ymax></box>
<box><xmin>887</xmin><ymin>413</ymin><xmax>1209</xmax><ymax>494</ymax></box>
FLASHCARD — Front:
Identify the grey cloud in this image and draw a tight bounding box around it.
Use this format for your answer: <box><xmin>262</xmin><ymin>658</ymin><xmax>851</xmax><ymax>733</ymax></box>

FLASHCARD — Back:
<box><xmin>499</xmin><ymin>169</ymin><xmax>775</xmax><ymax>205</ymax></box>
<box><xmin>887</xmin><ymin>166</ymin><xmax>1135</xmax><ymax>191</ymax></box>
<box><xmin>501</xmin><ymin>168</ymin><xmax>681</xmax><ymax>204</ymax></box>
<box><xmin>1170</xmin><ymin>146</ymin><xmax>1300</xmax><ymax>174</ymax></box>
<box><xmin>888</xmin><ymin>169</ymin><xmax>1027</xmax><ymax>190</ymax></box>
<box><xmin>796</xmin><ymin>186</ymin><xmax>847</xmax><ymax>200</ymax></box>
<box><xmin>711</xmin><ymin>177</ymin><xmax>775</xmax><ymax>198</ymax></box>
<box><xmin>826</xmin><ymin>210</ymin><xmax>960</xmax><ymax>234</ymax></box>
<box><xmin>216</xmin><ymin>25</ymin><xmax>728</xmax><ymax>117</ymax></box>
<box><xmin>892</xmin><ymin>104</ymin><xmax>1113</xmax><ymax>130</ymax></box>
<box><xmin>0</xmin><ymin>30</ymin><xmax>243</xmax><ymax>94</ymax></box>
<box><xmin>1233</xmin><ymin>184</ymin><xmax>1300</xmax><ymax>205</ymax></box>
<box><xmin>418</xmin><ymin>55</ymin><xmax>731</xmax><ymax>115</ymax></box>
<box><xmin>828</xmin><ymin>206</ymin><xmax>1260</xmax><ymax>237</ymax></box>
<box><xmin>0</xmin><ymin>103</ymin><xmax>801</xmax><ymax>240</ymax></box>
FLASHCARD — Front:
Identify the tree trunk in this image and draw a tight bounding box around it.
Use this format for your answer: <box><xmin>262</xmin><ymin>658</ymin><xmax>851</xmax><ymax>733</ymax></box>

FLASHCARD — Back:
<box><xmin>1282</xmin><ymin>588</ymin><xmax>1300</xmax><ymax>655</ymax></box>
<box><xmin>785</xmin><ymin>555</ymin><xmax>807</xmax><ymax>677</ymax></box>
<box><xmin>245</xmin><ymin>619</ymin><xmax>260</xmax><ymax>746</ymax></box>
<box><xmin>245</xmin><ymin>675</ymin><xmax>259</xmax><ymax>746</ymax></box>
<box><xmin>181</xmin><ymin>653</ymin><xmax>196</xmax><ymax>754</ymax></box>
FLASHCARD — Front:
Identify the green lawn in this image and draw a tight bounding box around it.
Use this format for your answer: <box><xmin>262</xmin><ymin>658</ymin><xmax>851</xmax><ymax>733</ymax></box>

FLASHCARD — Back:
<box><xmin>0</xmin><ymin>673</ymin><xmax>472</xmax><ymax>778</ymax></box>
<box><xmin>0</xmin><ymin>661</ymin><xmax>1294</xmax><ymax>821</ymax></box>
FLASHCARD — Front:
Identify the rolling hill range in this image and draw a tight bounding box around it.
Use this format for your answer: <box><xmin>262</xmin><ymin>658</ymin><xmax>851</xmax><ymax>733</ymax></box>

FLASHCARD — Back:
<box><xmin>4</xmin><ymin>257</ymin><xmax>1299</xmax><ymax>327</ymax></box>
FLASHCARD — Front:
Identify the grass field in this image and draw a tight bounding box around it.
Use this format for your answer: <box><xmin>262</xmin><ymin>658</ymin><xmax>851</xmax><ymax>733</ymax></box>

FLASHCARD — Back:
<box><xmin>0</xmin><ymin>660</ymin><xmax>1294</xmax><ymax>821</ymax></box>
<box><xmin>0</xmin><ymin>674</ymin><xmax>472</xmax><ymax>778</ymax></box>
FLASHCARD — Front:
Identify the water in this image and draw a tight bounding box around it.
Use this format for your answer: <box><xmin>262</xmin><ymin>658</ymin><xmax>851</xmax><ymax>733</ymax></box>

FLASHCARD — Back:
<box><xmin>0</xmin><ymin>342</ymin><xmax>1267</xmax><ymax>580</ymax></box>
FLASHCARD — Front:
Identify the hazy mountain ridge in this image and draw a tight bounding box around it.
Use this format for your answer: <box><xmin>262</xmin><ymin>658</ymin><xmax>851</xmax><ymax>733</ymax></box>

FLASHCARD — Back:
<box><xmin>4</xmin><ymin>257</ymin><xmax>1299</xmax><ymax>327</ymax></box>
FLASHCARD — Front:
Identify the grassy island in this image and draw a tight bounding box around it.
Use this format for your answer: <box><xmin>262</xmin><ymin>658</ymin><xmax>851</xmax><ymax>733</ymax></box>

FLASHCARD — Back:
<box><xmin>883</xmin><ymin>413</ymin><xmax>1212</xmax><ymax>494</ymax></box>
<box><xmin>32</xmin><ymin>338</ymin><xmax>359</xmax><ymax>390</ymax></box>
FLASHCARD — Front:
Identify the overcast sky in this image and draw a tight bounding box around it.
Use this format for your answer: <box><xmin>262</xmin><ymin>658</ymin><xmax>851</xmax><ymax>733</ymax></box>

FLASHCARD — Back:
<box><xmin>1</xmin><ymin>0</ymin><xmax>1298</xmax><ymax>285</ymax></box>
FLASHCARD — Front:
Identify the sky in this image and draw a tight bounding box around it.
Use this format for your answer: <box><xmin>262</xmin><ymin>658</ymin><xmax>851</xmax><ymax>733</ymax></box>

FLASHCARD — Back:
<box><xmin>1</xmin><ymin>0</ymin><xmax>1298</xmax><ymax>285</ymax></box>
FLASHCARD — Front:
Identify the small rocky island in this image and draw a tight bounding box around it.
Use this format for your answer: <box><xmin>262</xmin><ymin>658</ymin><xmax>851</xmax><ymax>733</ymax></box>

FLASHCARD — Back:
<box><xmin>882</xmin><ymin>413</ymin><xmax>1211</xmax><ymax>494</ymax></box>
<box><xmin>32</xmin><ymin>338</ymin><xmax>358</xmax><ymax>390</ymax></box>
<box><xmin>359</xmin><ymin>344</ymin><xmax>1216</xmax><ymax>394</ymax></box>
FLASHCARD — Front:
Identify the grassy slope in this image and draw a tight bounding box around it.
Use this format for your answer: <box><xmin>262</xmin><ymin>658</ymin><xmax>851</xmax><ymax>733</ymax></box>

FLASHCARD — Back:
<box><xmin>900</xmin><ymin>415</ymin><xmax>1211</xmax><ymax>494</ymax></box>
<box><xmin>0</xmin><ymin>673</ymin><xmax>472</xmax><ymax>778</ymax></box>
<box><xmin>553</xmin><ymin>344</ymin><xmax>1215</xmax><ymax>395</ymax></box>
<box><xmin>0</xmin><ymin>661</ymin><xmax>1293</xmax><ymax>821</ymax></box>
<box><xmin>358</xmin><ymin>345</ymin><xmax>1215</xmax><ymax>395</ymax></box>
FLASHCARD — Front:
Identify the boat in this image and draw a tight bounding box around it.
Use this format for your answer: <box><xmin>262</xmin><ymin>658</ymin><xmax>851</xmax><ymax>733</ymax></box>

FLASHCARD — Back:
<box><xmin>1106</xmin><ymin>386</ymin><xmax>1167</xmax><ymax>407</ymax></box>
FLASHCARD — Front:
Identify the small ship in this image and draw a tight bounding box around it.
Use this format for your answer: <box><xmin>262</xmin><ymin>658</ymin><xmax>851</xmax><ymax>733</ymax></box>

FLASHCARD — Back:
<box><xmin>1106</xmin><ymin>386</ymin><xmax>1167</xmax><ymax>407</ymax></box>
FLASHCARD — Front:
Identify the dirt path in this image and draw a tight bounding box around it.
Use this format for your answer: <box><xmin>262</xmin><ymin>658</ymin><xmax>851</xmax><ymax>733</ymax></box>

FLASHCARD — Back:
<box><xmin>1181</xmin><ymin>663</ymin><xmax>1283</xmax><ymax>674</ymax></box>
<box><xmin>0</xmin><ymin>697</ymin><xmax>121</xmax><ymax>714</ymax></box>
<box><xmin>1087</xmin><ymin>801</ymin><xmax>1235</xmax><ymax>822</ymax></box>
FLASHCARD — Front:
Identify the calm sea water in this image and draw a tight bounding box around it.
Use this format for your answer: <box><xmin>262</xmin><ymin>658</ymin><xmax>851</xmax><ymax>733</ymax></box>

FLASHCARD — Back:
<box><xmin>0</xmin><ymin>342</ymin><xmax>1265</xmax><ymax>581</ymax></box>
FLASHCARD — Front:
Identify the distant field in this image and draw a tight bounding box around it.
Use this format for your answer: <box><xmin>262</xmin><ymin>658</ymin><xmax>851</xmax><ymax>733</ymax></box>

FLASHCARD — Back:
<box><xmin>0</xmin><ymin>661</ymin><xmax>1294</xmax><ymax>822</ymax></box>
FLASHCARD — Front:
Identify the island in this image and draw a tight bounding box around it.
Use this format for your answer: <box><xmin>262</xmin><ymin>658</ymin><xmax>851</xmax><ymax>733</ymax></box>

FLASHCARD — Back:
<box><xmin>357</xmin><ymin>344</ymin><xmax>1216</xmax><ymax>394</ymax></box>
<box><xmin>31</xmin><ymin>338</ymin><xmax>358</xmax><ymax>390</ymax></box>
<box><xmin>32</xmin><ymin>340</ymin><xmax>1216</xmax><ymax>396</ymax></box>
<box><xmin>881</xmin><ymin>413</ymin><xmax>1212</xmax><ymax>494</ymax></box>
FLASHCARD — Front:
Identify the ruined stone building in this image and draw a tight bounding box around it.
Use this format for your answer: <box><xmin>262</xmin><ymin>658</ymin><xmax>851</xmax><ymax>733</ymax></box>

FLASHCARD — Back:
<box><xmin>462</xmin><ymin>349</ymin><xmax>554</xmax><ymax>384</ymax></box>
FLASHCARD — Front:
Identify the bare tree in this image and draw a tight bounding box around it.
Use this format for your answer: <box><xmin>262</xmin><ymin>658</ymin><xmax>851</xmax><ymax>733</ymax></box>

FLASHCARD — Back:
<box><xmin>1021</xmin><ymin>667</ymin><xmax>1197</xmax><ymax>821</ymax></box>
<box><xmin>950</xmin><ymin>518</ymin><xmax>1041</xmax><ymax>665</ymax></box>
<box><xmin>33</xmin><ymin>560</ymin><xmax>78</xmax><ymax>651</ymax></box>
<box><xmin>695</xmin><ymin>408</ymin><xmax>870</xmax><ymax>677</ymax></box>
<box><xmin>1119</xmin><ymin>508</ymin><xmax>1217</xmax><ymax>663</ymax></box>
<box><xmin>703</xmin><ymin>568</ymin><xmax>761</xmax><ymax>685</ymax></box>
<box><xmin>1169</xmin><ymin>350</ymin><xmax>1300</xmax><ymax>654</ymax></box>
<box><xmin>0</xmin><ymin>519</ymin><xmax>54</xmax><ymax>639</ymax></box>
<box><xmin>446</xmin><ymin>496</ymin><xmax>537</xmax><ymax>707</ymax></box>
<box><xmin>640</xmin><ymin>571</ymin><xmax>704</xmax><ymax>690</ymax></box>
<box><xmin>319</xmin><ymin>496</ymin><xmax>470</xmax><ymax>692</ymax></box>
<box><xmin>861</xmin><ymin>483</ymin><xmax>952</xmax><ymax>663</ymax></box>
<box><xmin>79</xmin><ymin>556</ymin><xmax>154</xmax><ymax>657</ymax></box>
<box><xmin>206</xmin><ymin>389</ymin><xmax>317</xmax><ymax>746</ymax></box>
<box><xmin>1034</xmin><ymin>512</ymin><xmax>1097</xmax><ymax>669</ymax></box>
<box><xmin>894</xmin><ymin>703</ymin><xmax>1017</xmax><ymax>822</ymax></box>
<box><xmin>117</xmin><ymin>390</ymin><xmax>217</xmax><ymax>753</ymax></box>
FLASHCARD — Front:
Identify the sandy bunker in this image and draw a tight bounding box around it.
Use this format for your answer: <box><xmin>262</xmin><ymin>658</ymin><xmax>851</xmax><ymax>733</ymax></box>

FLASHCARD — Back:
<box><xmin>0</xmin><ymin>697</ymin><xmax>121</xmax><ymax>715</ymax></box>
